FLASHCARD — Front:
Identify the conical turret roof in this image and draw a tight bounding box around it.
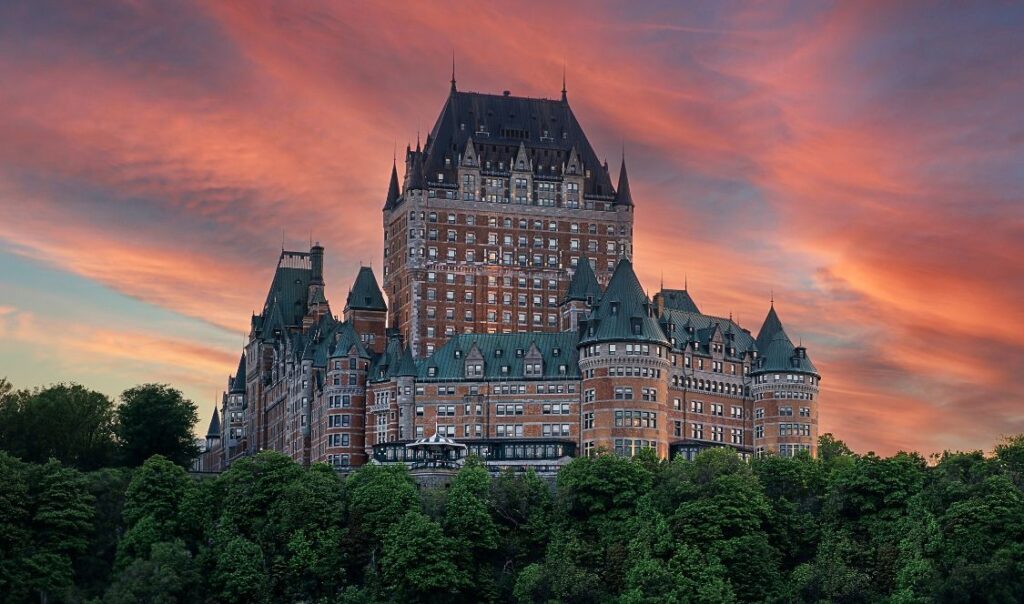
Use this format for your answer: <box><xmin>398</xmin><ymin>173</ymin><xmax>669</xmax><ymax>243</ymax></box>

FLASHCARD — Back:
<box><xmin>383</xmin><ymin>161</ymin><xmax>401</xmax><ymax>211</ymax></box>
<box><xmin>206</xmin><ymin>407</ymin><xmax>221</xmax><ymax>438</ymax></box>
<box><xmin>579</xmin><ymin>258</ymin><xmax>668</xmax><ymax>346</ymax></box>
<box><xmin>564</xmin><ymin>258</ymin><xmax>602</xmax><ymax>303</ymax></box>
<box><xmin>615</xmin><ymin>156</ymin><xmax>634</xmax><ymax>206</ymax></box>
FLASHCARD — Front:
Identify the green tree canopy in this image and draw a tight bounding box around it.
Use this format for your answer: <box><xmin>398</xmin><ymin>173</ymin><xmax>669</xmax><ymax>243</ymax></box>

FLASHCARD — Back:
<box><xmin>0</xmin><ymin>381</ymin><xmax>117</xmax><ymax>470</ymax></box>
<box><xmin>116</xmin><ymin>384</ymin><xmax>199</xmax><ymax>468</ymax></box>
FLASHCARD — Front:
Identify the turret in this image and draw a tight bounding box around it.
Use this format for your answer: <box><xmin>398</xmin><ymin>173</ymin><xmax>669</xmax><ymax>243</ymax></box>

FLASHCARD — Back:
<box><xmin>344</xmin><ymin>266</ymin><xmax>388</xmax><ymax>355</ymax></box>
<box><xmin>578</xmin><ymin>258</ymin><xmax>671</xmax><ymax>458</ymax></box>
<box><xmin>750</xmin><ymin>302</ymin><xmax>821</xmax><ymax>458</ymax></box>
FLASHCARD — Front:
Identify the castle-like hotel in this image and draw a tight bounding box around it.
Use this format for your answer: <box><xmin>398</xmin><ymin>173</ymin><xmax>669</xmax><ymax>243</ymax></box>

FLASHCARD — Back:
<box><xmin>198</xmin><ymin>81</ymin><xmax>821</xmax><ymax>472</ymax></box>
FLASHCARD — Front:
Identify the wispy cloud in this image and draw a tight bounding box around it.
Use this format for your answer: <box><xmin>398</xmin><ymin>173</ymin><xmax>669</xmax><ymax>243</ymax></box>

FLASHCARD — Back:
<box><xmin>0</xmin><ymin>1</ymin><xmax>1021</xmax><ymax>453</ymax></box>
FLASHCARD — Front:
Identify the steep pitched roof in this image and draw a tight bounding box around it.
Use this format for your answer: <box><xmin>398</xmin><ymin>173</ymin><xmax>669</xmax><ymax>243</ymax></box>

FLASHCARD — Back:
<box><xmin>756</xmin><ymin>305</ymin><xmax>785</xmax><ymax>351</ymax></box>
<box><xmin>383</xmin><ymin>161</ymin><xmax>401</xmax><ymax>211</ymax></box>
<box><xmin>564</xmin><ymin>258</ymin><xmax>602</xmax><ymax>303</ymax></box>
<box><xmin>330</xmin><ymin>321</ymin><xmax>371</xmax><ymax>360</ymax></box>
<box><xmin>657</xmin><ymin>289</ymin><xmax>700</xmax><ymax>314</ymax></box>
<box><xmin>396</xmin><ymin>345</ymin><xmax>418</xmax><ymax>377</ymax></box>
<box><xmin>370</xmin><ymin>334</ymin><xmax>407</xmax><ymax>382</ymax></box>
<box><xmin>206</xmin><ymin>407</ymin><xmax>221</xmax><ymax>438</ymax></box>
<box><xmin>752</xmin><ymin>305</ymin><xmax>818</xmax><ymax>375</ymax></box>
<box><xmin>579</xmin><ymin>258</ymin><xmax>668</xmax><ymax>346</ymax></box>
<box><xmin>755</xmin><ymin>332</ymin><xmax>818</xmax><ymax>375</ymax></box>
<box><xmin>419</xmin><ymin>89</ymin><xmax>616</xmax><ymax>197</ymax></box>
<box><xmin>615</xmin><ymin>157</ymin><xmax>634</xmax><ymax>206</ymax></box>
<box><xmin>419</xmin><ymin>332</ymin><xmax>580</xmax><ymax>381</ymax></box>
<box><xmin>345</xmin><ymin>267</ymin><xmax>387</xmax><ymax>312</ymax></box>
<box><xmin>255</xmin><ymin>251</ymin><xmax>313</xmax><ymax>337</ymax></box>
<box><xmin>229</xmin><ymin>353</ymin><xmax>246</xmax><ymax>394</ymax></box>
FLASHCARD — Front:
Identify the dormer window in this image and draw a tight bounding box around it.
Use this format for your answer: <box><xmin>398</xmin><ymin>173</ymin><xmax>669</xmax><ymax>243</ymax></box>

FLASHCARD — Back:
<box><xmin>495</xmin><ymin>348</ymin><xmax>503</xmax><ymax>357</ymax></box>
<box><xmin>428</xmin><ymin>367</ymin><xmax>437</xmax><ymax>377</ymax></box>
<box><xmin>631</xmin><ymin>317</ymin><xmax>642</xmax><ymax>335</ymax></box>
<box><xmin>516</xmin><ymin>348</ymin><xmax>524</xmax><ymax>357</ymax></box>
<box><xmin>610</xmin><ymin>301</ymin><xmax>619</xmax><ymax>316</ymax></box>
<box><xmin>454</xmin><ymin>350</ymin><xmax>462</xmax><ymax>359</ymax></box>
<box><xmin>552</xmin><ymin>347</ymin><xmax>561</xmax><ymax>357</ymax></box>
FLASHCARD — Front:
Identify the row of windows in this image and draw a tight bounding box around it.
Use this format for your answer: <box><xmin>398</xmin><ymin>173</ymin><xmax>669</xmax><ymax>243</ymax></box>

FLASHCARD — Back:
<box><xmin>754</xmin><ymin>391</ymin><xmax>816</xmax><ymax>401</ymax></box>
<box><xmin>754</xmin><ymin>374</ymin><xmax>817</xmax><ymax>385</ymax></box>
<box><xmin>614</xmin><ymin>410</ymin><xmax>658</xmax><ymax>429</ymax></box>
<box><xmin>424</xmin><ymin>271</ymin><xmax>561</xmax><ymax>290</ymax></box>
<box><xmin>608</xmin><ymin>366</ymin><xmax>661</xmax><ymax>378</ymax></box>
<box><xmin>326</xmin><ymin>414</ymin><xmax>352</xmax><ymax>428</ymax></box>
<box><xmin>412</xmin><ymin>383</ymin><xmax>576</xmax><ymax>396</ymax></box>
<box><xmin>413</xmin><ymin>246</ymin><xmax>616</xmax><ymax>271</ymax></box>
<box><xmin>415</xmin><ymin>211</ymin><xmax>620</xmax><ymax>236</ymax></box>
<box><xmin>670</xmin><ymin>376</ymin><xmax>746</xmax><ymax>396</ymax></box>
<box><xmin>582</xmin><ymin>343</ymin><xmax>664</xmax><ymax>358</ymax></box>
<box><xmin>614</xmin><ymin>439</ymin><xmax>657</xmax><ymax>457</ymax></box>
<box><xmin>754</xmin><ymin>406</ymin><xmax>812</xmax><ymax>418</ymax></box>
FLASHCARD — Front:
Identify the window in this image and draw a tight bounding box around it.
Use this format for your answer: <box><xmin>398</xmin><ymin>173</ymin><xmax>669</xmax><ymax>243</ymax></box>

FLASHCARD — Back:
<box><xmin>690</xmin><ymin>400</ymin><xmax>704</xmax><ymax>413</ymax></box>
<box><xmin>692</xmin><ymin>423</ymin><xmax>704</xmax><ymax>440</ymax></box>
<box><xmin>614</xmin><ymin>387</ymin><xmax>633</xmax><ymax>400</ymax></box>
<box><xmin>583</xmin><ymin>412</ymin><xmax>594</xmax><ymax>430</ymax></box>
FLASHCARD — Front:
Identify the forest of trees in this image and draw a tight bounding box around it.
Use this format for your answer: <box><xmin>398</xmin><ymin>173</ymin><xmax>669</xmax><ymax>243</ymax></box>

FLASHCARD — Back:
<box><xmin>2</xmin><ymin>379</ymin><xmax>1024</xmax><ymax>603</ymax></box>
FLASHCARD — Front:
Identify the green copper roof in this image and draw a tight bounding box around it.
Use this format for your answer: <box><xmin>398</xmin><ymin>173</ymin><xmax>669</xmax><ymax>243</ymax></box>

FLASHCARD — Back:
<box><xmin>331</xmin><ymin>321</ymin><xmax>371</xmax><ymax>360</ymax></box>
<box><xmin>396</xmin><ymin>344</ymin><xmax>418</xmax><ymax>377</ymax></box>
<box><xmin>756</xmin><ymin>305</ymin><xmax>785</xmax><ymax>351</ymax></box>
<box><xmin>579</xmin><ymin>258</ymin><xmax>668</xmax><ymax>346</ymax></box>
<box><xmin>370</xmin><ymin>334</ymin><xmax>408</xmax><ymax>382</ymax></box>
<box><xmin>657</xmin><ymin>289</ymin><xmax>700</xmax><ymax>313</ymax></box>
<box><xmin>564</xmin><ymin>257</ymin><xmax>602</xmax><ymax>303</ymax></box>
<box><xmin>659</xmin><ymin>308</ymin><xmax>756</xmax><ymax>359</ymax></box>
<box><xmin>419</xmin><ymin>332</ymin><xmax>580</xmax><ymax>381</ymax></box>
<box><xmin>346</xmin><ymin>267</ymin><xmax>387</xmax><ymax>312</ymax></box>
<box><xmin>753</xmin><ymin>332</ymin><xmax>818</xmax><ymax>375</ymax></box>
<box><xmin>258</xmin><ymin>253</ymin><xmax>313</xmax><ymax>334</ymax></box>
<box><xmin>751</xmin><ymin>305</ymin><xmax>818</xmax><ymax>375</ymax></box>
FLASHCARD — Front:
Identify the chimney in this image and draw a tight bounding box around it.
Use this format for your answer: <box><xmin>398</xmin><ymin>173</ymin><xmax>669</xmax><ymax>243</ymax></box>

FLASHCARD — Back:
<box><xmin>310</xmin><ymin>243</ymin><xmax>324</xmax><ymax>284</ymax></box>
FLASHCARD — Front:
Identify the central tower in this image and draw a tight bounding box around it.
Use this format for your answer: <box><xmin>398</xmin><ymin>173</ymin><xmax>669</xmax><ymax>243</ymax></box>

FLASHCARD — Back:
<box><xmin>383</xmin><ymin>81</ymin><xmax>634</xmax><ymax>357</ymax></box>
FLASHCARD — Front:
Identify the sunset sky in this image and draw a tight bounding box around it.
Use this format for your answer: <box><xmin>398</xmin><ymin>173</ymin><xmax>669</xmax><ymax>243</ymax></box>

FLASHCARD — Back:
<box><xmin>1</xmin><ymin>2</ymin><xmax>1022</xmax><ymax>456</ymax></box>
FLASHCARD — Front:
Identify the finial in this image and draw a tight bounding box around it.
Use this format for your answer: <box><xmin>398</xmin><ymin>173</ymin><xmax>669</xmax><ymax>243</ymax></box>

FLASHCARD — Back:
<box><xmin>450</xmin><ymin>50</ymin><xmax>456</xmax><ymax>92</ymax></box>
<box><xmin>684</xmin><ymin>273</ymin><xmax>688</xmax><ymax>290</ymax></box>
<box><xmin>561</xmin><ymin>61</ymin><xmax>567</xmax><ymax>101</ymax></box>
<box><xmin>770</xmin><ymin>288</ymin><xmax>774</xmax><ymax>307</ymax></box>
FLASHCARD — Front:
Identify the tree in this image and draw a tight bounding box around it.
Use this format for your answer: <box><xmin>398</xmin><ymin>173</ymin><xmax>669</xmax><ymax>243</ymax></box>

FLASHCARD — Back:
<box><xmin>117</xmin><ymin>384</ymin><xmax>199</xmax><ymax>467</ymax></box>
<box><xmin>0</xmin><ymin>382</ymin><xmax>117</xmax><ymax>470</ymax></box>
<box><xmin>380</xmin><ymin>511</ymin><xmax>466</xmax><ymax>603</ymax></box>
<box><xmin>103</xmin><ymin>539</ymin><xmax>199</xmax><ymax>604</ymax></box>
<box><xmin>22</xmin><ymin>460</ymin><xmax>96</xmax><ymax>604</ymax></box>
<box><xmin>115</xmin><ymin>455</ymin><xmax>195</xmax><ymax>566</ymax></box>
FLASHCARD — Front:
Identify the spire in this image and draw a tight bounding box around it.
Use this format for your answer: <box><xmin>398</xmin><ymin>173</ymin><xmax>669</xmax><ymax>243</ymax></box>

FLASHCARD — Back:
<box><xmin>561</xmin><ymin>62</ymin><xmax>567</xmax><ymax>102</ymax></box>
<box><xmin>615</xmin><ymin>153</ymin><xmax>634</xmax><ymax>206</ymax></box>
<box><xmin>206</xmin><ymin>407</ymin><xmax>221</xmax><ymax>439</ymax></box>
<box><xmin>229</xmin><ymin>353</ymin><xmax>246</xmax><ymax>394</ymax></box>
<box><xmin>384</xmin><ymin>160</ymin><xmax>401</xmax><ymax>210</ymax></box>
<box><xmin>450</xmin><ymin>51</ymin><xmax>457</xmax><ymax>92</ymax></box>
